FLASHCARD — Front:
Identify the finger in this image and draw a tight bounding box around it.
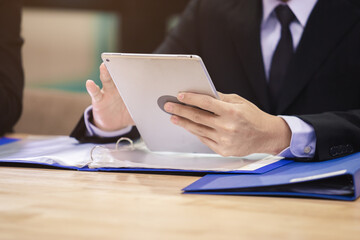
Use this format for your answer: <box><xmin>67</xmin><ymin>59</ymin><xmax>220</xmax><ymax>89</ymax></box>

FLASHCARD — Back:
<box><xmin>99</xmin><ymin>63</ymin><xmax>116</xmax><ymax>92</ymax></box>
<box><xmin>165</xmin><ymin>102</ymin><xmax>217</xmax><ymax>128</ymax></box>
<box><xmin>198</xmin><ymin>136</ymin><xmax>237</xmax><ymax>157</ymax></box>
<box><xmin>177</xmin><ymin>92</ymin><xmax>227</xmax><ymax>115</ymax></box>
<box><xmin>170</xmin><ymin>115</ymin><xmax>218</xmax><ymax>141</ymax></box>
<box><xmin>217</xmin><ymin>92</ymin><xmax>226</xmax><ymax>100</ymax></box>
<box><xmin>218</xmin><ymin>92</ymin><xmax>247</xmax><ymax>104</ymax></box>
<box><xmin>197</xmin><ymin>136</ymin><xmax>220</xmax><ymax>153</ymax></box>
<box><xmin>86</xmin><ymin>79</ymin><xmax>103</xmax><ymax>103</ymax></box>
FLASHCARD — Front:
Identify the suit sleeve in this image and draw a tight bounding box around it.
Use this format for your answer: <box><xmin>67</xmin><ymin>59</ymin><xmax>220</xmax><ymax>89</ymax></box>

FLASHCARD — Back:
<box><xmin>71</xmin><ymin>0</ymin><xmax>202</xmax><ymax>143</ymax></box>
<box><xmin>155</xmin><ymin>0</ymin><xmax>201</xmax><ymax>54</ymax></box>
<box><xmin>0</xmin><ymin>0</ymin><xmax>24</xmax><ymax>136</ymax></box>
<box><xmin>70</xmin><ymin>111</ymin><xmax>140</xmax><ymax>144</ymax></box>
<box><xmin>299</xmin><ymin>110</ymin><xmax>360</xmax><ymax>161</ymax></box>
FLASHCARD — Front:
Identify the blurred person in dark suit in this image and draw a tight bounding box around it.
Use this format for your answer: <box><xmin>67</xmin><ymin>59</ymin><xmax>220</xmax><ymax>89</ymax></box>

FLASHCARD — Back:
<box><xmin>0</xmin><ymin>0</ymin><xmax>24</xmax><ymax>136</ymax></box>
<box><xmin>71</xmin><ymin>0</ymin><xmax>360</xmax><ymax>161</ymax></box>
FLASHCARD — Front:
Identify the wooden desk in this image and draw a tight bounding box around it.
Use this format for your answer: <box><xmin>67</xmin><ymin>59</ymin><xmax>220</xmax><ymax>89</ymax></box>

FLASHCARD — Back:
<box><xmin>0</xmin><ymin>165</ymin><xmax>359</xmax><ymax>240</ymax></box>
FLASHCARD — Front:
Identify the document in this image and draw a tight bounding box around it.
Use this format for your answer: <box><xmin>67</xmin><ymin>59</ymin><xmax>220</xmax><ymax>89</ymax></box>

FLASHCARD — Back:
<box><xmin>0</xmin><ymin>136</ymin><xmax>94</xmax><ymax>168</ymax></box>
<box><xmin>0</xmin><ymin>136</ymin><xmax>290</xmax><ymax>173</ymax></box>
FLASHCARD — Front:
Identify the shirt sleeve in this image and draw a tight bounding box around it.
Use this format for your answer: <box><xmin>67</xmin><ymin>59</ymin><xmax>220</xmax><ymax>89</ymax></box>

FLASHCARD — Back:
<box><xmin>278</xmin><ymin>115</ymin><xmax>317</xmax><ymax>158</ymax></box>
<box><xmin>83</xmin><ymin>106</ymin><xmax>133</xmax><ymax>137</ymax></box>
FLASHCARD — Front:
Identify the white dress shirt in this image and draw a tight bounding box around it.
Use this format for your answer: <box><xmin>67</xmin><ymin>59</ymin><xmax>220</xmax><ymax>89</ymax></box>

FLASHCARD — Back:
<box><xmin>261</xmin><ymin>0</ymin><xmax>318</xmax><ymax>79</ymax></box>
<box><xmin>262</xmin><ymin>0</ymin><xmax>318</xmax><ymax>158</ymax></box>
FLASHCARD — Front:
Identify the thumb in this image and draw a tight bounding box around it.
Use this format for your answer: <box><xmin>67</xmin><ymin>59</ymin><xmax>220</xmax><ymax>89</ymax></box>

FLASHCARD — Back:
<box><xmin>100</xmin><ymin>63</ymin><xmax>116</xmax><ymax>92</ymax></box>
<box><xmin>86</xmin><ymin>79</ymin><xmax>103</xmax><ymax>103</ymax></box>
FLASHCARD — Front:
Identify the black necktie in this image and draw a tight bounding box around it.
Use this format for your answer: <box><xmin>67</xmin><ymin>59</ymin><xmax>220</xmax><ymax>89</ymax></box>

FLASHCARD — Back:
<box><xmin>269</xmin><ymin>5</ymin><xmax>296</xmax><ymax>111</ymax></box>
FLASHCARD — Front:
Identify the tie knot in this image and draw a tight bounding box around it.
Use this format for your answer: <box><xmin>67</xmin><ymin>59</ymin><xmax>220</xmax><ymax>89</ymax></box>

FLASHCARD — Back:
<box><xmin>275</xmin><ymin>5</ymin><xmax>296</xmax><ymax>27</ymax></box>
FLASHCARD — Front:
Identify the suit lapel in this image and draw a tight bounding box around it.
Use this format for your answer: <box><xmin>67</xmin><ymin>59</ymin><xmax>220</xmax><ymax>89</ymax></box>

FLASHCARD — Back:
<box><xmin>276</xmin><ymin>0</ymin><xmax>360</xmax><ymax>114</ymax></box>
<box><xmin>226</xmin><ymin>0</ymin><xmax>271</xmax><ymax>112</ymax></box>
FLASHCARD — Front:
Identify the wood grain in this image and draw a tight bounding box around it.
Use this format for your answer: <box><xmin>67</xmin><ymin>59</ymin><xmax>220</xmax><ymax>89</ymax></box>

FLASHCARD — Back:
<box><xmin>0</xmin><ymin>166</ymin><xmax>359</xmax><ymax>240</ymax></box>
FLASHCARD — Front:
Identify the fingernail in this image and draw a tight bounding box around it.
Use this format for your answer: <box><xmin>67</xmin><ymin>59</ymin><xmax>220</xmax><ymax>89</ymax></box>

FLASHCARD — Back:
<box><xmin>178</xmin><ymin>93</ymin><xmax>184</xmax><ymax>100</ymax></box>
<box><xmin>171</xmin><ymin>116</ymin><xmax>179</xmax><ymax>124</ymax></box>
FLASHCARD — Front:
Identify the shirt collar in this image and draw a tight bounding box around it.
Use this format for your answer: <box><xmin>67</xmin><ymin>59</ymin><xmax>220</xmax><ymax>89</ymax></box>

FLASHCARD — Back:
<box><xmin>262</xmin><ymin>0</ymin><xmax>318</xmax><ymax>27</ymax></box>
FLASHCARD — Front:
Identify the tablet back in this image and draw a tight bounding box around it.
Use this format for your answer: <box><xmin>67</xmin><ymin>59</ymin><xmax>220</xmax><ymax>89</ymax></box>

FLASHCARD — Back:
<box><xmin>102</xmin><ymin>53</ymin><xmax>218</xmax><ymax>153</ymax></box>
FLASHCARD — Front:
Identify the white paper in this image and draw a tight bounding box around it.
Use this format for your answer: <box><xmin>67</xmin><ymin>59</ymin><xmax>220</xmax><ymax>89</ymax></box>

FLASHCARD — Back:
<box><xmin>0</xmin><ymin>136</ymin><xmax>284</xmax><ymax>172</ymax></box>
<box><xmin>0</xmin><ymin>136</ymin><xmax>95</xmax><ymax>167</ymax></box>
<box><xmin>89</xmin><ymin>141</ymin><xmax>284</xmax><ymax>171</ymax></box>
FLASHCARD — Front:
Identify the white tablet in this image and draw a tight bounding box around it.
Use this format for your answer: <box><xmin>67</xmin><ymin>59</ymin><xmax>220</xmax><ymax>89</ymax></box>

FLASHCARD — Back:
<box><xmin>102</xmin><ymin>53</ymin><xmax>219</xmax><ymax>153</ymax></box>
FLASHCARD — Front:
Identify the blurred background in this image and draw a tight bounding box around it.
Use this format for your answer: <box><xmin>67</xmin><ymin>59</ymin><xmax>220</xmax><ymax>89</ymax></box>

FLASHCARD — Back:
<box><xmin>15</xmin><ymin>0</ymin><xmax>190</xmax><ymax>135</ymax></box>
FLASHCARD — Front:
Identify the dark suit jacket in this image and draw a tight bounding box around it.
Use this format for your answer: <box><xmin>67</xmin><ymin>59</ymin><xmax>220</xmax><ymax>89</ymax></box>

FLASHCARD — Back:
<box><xmin>0</xmin><ymin>0</ymin><xmax>24</xmax><ymax>136</ymax></box>
<box><xmin>71</xmin><ymin>0</ymin><xmax>360</xmax><ymax>161</ymax></box>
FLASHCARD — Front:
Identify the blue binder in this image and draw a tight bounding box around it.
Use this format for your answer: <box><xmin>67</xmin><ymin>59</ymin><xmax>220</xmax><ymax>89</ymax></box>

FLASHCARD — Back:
<box><xmin>183</xmin><ymin>152</ymin><xmax>360</xmax><ymax>201</ymax></box>
<box><xmin>0</xmin><ymin>137</ymin><xmax>19</xmax><ymax>145</ymax></box>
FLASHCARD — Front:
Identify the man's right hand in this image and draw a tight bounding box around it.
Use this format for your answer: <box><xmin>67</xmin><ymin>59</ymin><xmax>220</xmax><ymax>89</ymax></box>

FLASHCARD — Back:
<box><xmin>86</xmin><ymin>63</ymin><xmax>135</xmax><ymax>131</ymax></box>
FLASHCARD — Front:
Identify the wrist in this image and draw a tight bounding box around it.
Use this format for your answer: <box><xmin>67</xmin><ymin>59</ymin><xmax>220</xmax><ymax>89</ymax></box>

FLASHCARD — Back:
<box><xmin>267</xmin><ymin>116</ymin><xmax>292</xmax><ymax>155</ymax></box>
<box><xmin>90</xmin><ymin>106</ymin><xmax>135</xmax><ymax>132</ymax></box>
<box><xmin>91</xmin><ymin>114</ymin><xmax>133</xmax><ymax>132</ymax></box>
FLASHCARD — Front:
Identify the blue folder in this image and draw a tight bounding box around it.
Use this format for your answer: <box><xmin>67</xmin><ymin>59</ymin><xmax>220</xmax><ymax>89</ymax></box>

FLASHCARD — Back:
<box><xmin>0</xmin><ymin>137</ymin><xmax>19</xmax><ymax>145</ymax></box>
<box><xmin>183</xmin><ymin>152</ymin><xmax>360</xmax><ymax>201</ymax></box>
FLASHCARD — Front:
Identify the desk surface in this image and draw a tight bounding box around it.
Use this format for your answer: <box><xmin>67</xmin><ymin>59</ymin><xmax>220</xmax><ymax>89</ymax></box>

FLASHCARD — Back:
<box><xmin>1</xmin><ymin>165</ymin><xmax>360</xmax><ymax>240</ymax></box>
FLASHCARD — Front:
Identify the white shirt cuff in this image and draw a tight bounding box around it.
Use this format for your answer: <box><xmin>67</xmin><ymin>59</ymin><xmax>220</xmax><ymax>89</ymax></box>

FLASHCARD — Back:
<box><xmin>278</xmin><ymin>115</ymin><xmax>317</xmax><ymax>159</ymax></box>
<box><xmin>84</xmin><ymin>106</ymin><xmax>133</xmax><ymax>137</ymax></box>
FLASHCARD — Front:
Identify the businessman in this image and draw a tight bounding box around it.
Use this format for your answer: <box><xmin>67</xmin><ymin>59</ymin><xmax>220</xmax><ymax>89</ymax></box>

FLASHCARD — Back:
<box><xmin>71</xmin><ymin>0</ymin><xmax>360</xmax><ymax>161</ymax></box>
<box><xmin>0</xmin><ymin>0</ymin><xmax>24</xmax><ymax>136</ymax></box>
